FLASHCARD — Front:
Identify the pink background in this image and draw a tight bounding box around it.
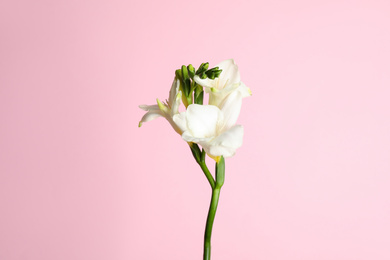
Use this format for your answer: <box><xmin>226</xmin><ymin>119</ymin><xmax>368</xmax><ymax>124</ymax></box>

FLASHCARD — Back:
<box><xmin>1</xmin><ymin>0</ymin><xmax>390</xmax><ymax>259</ymax></box>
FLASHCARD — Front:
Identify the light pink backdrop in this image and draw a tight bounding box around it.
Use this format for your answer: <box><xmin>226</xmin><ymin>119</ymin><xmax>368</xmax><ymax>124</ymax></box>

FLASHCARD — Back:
<box><xmin>1</xmin><ymin>0</ymin><xmax>390</xmax><ymax>259</ymax></box>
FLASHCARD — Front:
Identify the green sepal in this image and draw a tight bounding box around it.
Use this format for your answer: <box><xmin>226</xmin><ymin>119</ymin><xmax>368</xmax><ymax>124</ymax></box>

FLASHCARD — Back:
<box><xmin>215</xmin><ymin>156</ymin><xmax>225</xmax><ymax>188</ymax></box>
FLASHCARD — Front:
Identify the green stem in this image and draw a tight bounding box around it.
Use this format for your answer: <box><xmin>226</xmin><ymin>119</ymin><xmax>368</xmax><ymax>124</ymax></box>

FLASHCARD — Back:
<box><xmin>203</xmin><ymin>157</ymin><xmax>225</xmax><ymax>260</ymax></box>
<box><xmin>189</xmin><ymin>144</ymin><xmax>215</xmax><ymax>188</ymax></box>
<box><xmin>200</xmin><ymin>162</ymin><xmax>215</xmax><ymax>189</ymax></box>
<box><xmin>189</xmin><ymin>143</ymin><xmax>225</xmax><ymax>260</ymax></box>
<box><xmin>203</xmin><ymin>187</ymin><xmax>221</xmax><ymax>260</ymax></box>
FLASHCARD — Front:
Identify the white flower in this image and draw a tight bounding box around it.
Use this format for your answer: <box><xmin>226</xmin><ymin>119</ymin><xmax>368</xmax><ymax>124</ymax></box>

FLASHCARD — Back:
<box><xmin>139</xmin><ymin>78</ymin><xmax>183</xmax><ymax>135</ymax></box>
<box><xmin>173</xmin><ymin>90</ymin><xmax>244</xmax><ymax>158</ymax></box>
<box><xmin>194</xmin><ymin>59</ymin><xmax>251</xmax><ymax>107</ymax></box>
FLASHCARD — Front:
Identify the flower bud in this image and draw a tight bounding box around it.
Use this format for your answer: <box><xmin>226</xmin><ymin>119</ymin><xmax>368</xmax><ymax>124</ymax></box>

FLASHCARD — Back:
<box><xmin>188</xmin><ymin>64</ymin><xmax>195</xmax><ymax>78</ymax></box>
<box><xmin>208</xmin><ymin>67</ymin><xmax>220</xmax><ymax>73</ymax></box>
<box><xmin>194</xmin><ymin>85</ymin><xmax>204</xmax><ymax>105</ymax></box>
<box><xmin>196</xmin><ymin>62</ymin><xmax>209</xmax><ymax>75</ymax></box>
<box><xmin>181</xmin><ymin>65</ymin><xmax>191</xmax><ymax>96</ymax></box>
<box><xmin>205</xmin><ymin>70</ymin><xmax>216</xmax><ymax>79</ymax></box>
<box><xmin>214</xmin><ymin>69</ymin><xmax>222</xmax><ymax>78</ymax></box>
<box><xmin>175</xmin><ymin>69</ymin><xmax>182</xmax><ymax>80</ymax></box>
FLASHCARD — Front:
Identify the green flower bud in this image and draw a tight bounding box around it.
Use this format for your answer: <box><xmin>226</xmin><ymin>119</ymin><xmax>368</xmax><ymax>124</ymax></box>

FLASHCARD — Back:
<box><xmin>175</xmin><ymin>69</ymin><xmax>182</xmax><ymax>80</ymax></box>
<box><xmin>196</xmin><ymin>62</ymin><xmax>209</xmax><ymax>75</ymax></box>
<box><xmin>205</xmin><ymin>70</ymin><xmax>216</xmax><ymax>79</ymax></box>
<box><xmin>204</xmin><ymin>67</ymin><xmax>223</xmax><ymax>80</ymax></box>
<box><xmin>214</xmin><ymin>69</ymin><xmax>222</xmax><ymax>78</ymax></box>
<box><xmin>188</xmin><ymin>64</ymin><xmax>195</xmax><ymax>78</ymax></box>
<box><xmin>181</xmin><ymin>65</ymin><xmax>191</xmax><ymax>96</ymax></box>
<box><xmin>208</xmin><ymin>67</ymin><xmax>220</xmax><ymax>73</ymax></box>
<box><xmin>194</xmin><ymin>85</ymin><xmax>204</xmax><ymax>105</ymax></box>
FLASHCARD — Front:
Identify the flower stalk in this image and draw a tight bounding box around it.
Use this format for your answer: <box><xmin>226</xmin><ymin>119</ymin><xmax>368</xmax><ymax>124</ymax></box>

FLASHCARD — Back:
<box><xmin>202</xmin><ymin>156</ymin><xmax>225</xmax><ymax>260</ymax></box>
<box><xmin>190</xmin><ymin>143</ymin><xmax>215</xmax><ymax>188</ymax></box>
<box><xmin>190</xmin><ymin>144</ymin><xmax>225</xmax><ymax>260</ymax></box>
<box><xmin>203</xmin><ymin>187</ymin><xmax>221</xmax><ymax>260</ymax></box>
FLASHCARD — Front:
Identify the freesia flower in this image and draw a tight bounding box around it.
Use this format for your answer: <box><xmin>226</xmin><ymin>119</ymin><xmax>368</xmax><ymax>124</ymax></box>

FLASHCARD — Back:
<box><xmin>173</xmin><ymin>90</ymin><xmax>244</xmax><ymax>158</ymax></box>
<box><xmin>139</xmin><ymin>60</ymin><xmax>251</xmax><ymax>260</ymax></box>
<box><xmin>194</xmin><ymin>59</ymin><xmax>251</xmax><ymax>108</ymax></box>
<box><xmin>138</xmin><ymin>78</ymin><xmax>183</xmax><ymax>135</ymax></box>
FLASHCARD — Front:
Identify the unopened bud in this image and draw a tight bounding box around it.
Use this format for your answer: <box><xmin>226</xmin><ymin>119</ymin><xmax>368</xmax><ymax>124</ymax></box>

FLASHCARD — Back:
<box><xmin>175</xmin><ymin>69</ymin><xmax>182</xmax><ymax>80</ymax></box>
<box><xmin>196</xmin><ymin>62</ymin><xmax>209</xmax><ymax>75</ymax></box>
<box><xmin>188</xmin><ymin>64</ymin><xmax>195</xmax><ymax>78</ymax></box>
<box><xmin>205</xmin><ymin>70</ymin><xmax>216</xmax><ymax>79</ymax></box>
<box><xmin>208</xmin><ymin>67</ymin><xmax>220</xmax><ymax>73</ymax></box>
<box><xmin>214</xmin><ymin>69</ymin><xmax>222</xmax><ymax>77</ymax></box>
<box><xmin>194</xmin><ymin>85</ymin><xmax>204</xmax><ymax>105</ymax></box>
<box><xmin>181</xmin><ymin>65</ymin><xmax>191</xmax><ymax>96</ymax></box>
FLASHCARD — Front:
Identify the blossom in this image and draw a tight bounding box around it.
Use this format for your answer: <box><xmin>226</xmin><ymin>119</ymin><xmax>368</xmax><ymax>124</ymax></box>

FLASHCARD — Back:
<box><xmin>138</xmin><ymin>78</ymin><xmax>183</xmax><ymax>134</ymax></box>
<box><xmin>194</xmin><ymin>59</ymin><xmax>251</xmax><ymax>107</ymax></box>
<box><xmin>173</xmin><ymin>90</ymin><xmax>244</xmax><ymax>158</ymax></box>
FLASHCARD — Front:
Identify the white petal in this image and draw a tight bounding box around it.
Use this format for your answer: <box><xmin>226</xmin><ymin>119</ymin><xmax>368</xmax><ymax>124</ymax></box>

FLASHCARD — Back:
<box><xmin>138</xmin><ymin>105</ymin><xmax>164</xmax><ymax>125</ymax></box>
<box><xmin>237</xmin><ymin>82</ymin><xmax>252</xmax><ymax>98</ymax></box>
<box><xmin>168</xmin><ymin>78</ymin><xmax>176</xmax><ymax>103</ymax></box>
<box><xmin>194</xmin><ymin>75</ymin><xmax>214</xmax><ymax>89</ymax></box>
<box><xmin>216</xmin><ymin>59</ymin><xmax>241</xmax><ymax>86</ymax></box>
<box><xmin>171</xmin><ymin>92</ymin><xmax>181</xmax><ymax>115</ymax></box>
<box><xmin>168</xmin><ymin>78</ymin><xmax>181</xmax><ymax>112</ymax></box>
<box><xmin>172</xmin><ymin>112</ymin><xmax>187</xmax><ymax>133</ymax></box>
<box><xmin>207</xmin><ymin>125</ymin><xmax>244</xmax><ymax>157</ymax></box>
<box><xmin>182</xmin><ymin>131</ymin><xmax>213</xmax><ymax>144</ymax></box>
<box><xmin>219</xmin><ymin>90</ymin><xmax>242</xmax><ymax>130</ymax></box>
<box><xmin>139</xmin><ymin>104</ymin><xmax>159</xmax><ymax>112</ymax></box>
<box><xmin>139</xmin><ymin>112</ymin><xmax>162</xmax><ymax>124</ymax></box>
<box><xmin>186</xmin><ymin>104</ymin><xmax>221</xmax><ymax>138</ymax></box>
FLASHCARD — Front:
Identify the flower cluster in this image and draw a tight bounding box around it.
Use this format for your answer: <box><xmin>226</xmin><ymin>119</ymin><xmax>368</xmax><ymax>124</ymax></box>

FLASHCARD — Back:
<box><xmin>139</xmin><ymin>59</ymin><xmax>251</xmax><ymax>160</ymax></box>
